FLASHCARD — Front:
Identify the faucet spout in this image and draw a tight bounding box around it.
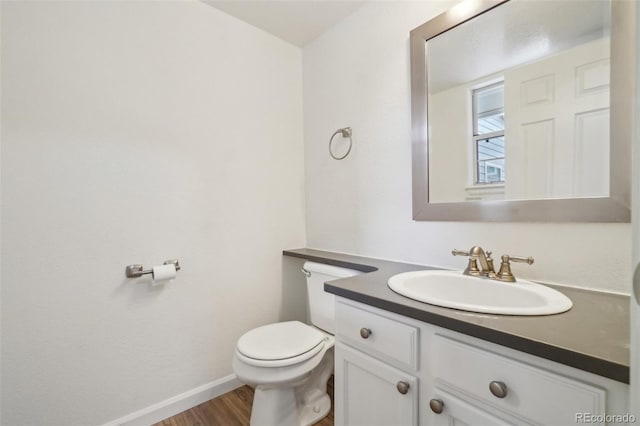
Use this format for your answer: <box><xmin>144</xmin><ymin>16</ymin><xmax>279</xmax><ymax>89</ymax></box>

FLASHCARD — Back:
<box><xmin>468</xmin><ymin>246</ymin><xmax>490</xmax><ymax>271</ymax></box>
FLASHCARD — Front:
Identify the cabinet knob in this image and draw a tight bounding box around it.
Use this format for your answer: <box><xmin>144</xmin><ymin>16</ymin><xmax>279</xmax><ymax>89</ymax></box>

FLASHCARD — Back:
<box><xmin>429</xmin><ymin>399</ymin><xmax>444</xmax><ymax>414</ymax></box>
<box><xmin>489</xmin><ymin>381</ymin><xmax>508</xmax><ymax>398</ymax></box>
<box><xmin>360</xmin><ymin>328</ymin><xmax>372</xmax><ymax>339</ymax></box>
<box><xmin>396</xmin><ymin>381</ymin><xmax>410</xmax><ymax>394</ymax></box>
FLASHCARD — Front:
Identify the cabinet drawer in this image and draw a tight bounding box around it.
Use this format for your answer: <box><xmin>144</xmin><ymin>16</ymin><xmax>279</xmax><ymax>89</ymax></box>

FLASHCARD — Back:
<box><xmin>336</xmin><ymin>301</ymin><xmax>419</xmax><ymax>370</ymax></box>
<box><xmin>432</xmin><ymin>334</ymin><xmax>606</xmax><ymax>425</ymax></box>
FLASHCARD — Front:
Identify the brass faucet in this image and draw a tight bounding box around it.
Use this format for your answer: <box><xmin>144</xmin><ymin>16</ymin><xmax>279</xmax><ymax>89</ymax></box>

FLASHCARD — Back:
<box><xmin>452</xmin><ymin>246</ymin><xmax>534</xmax><ymax>282</ymax></box>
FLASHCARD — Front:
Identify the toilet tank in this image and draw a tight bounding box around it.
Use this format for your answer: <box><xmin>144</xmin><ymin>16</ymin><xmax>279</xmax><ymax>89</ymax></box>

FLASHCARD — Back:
<box><xmin>303</xmin><ymin>261</ymin><xmax>362</xmax><ymax>334</ymax></box>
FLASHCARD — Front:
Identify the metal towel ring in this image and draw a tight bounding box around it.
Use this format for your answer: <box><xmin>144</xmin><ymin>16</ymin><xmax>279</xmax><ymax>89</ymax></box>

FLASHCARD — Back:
<box><xmin>329</xmin><ymin>127</ymin><xmax>352</xmax><ymax>160</ymax></box>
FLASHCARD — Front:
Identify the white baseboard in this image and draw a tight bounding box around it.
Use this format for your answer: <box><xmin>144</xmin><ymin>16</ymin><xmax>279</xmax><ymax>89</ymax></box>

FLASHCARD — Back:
<box><xmin>102</xmin><ymin>374</ymin><xmax>243</xmax><ymax>426</ymax></box>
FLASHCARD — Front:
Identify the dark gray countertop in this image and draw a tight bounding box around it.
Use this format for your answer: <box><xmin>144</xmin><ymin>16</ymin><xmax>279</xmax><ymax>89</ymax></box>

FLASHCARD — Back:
<box><xmin>283</xmin><ymin>248</ymin><xmax>630</xmax><ymax>383</ymax></box>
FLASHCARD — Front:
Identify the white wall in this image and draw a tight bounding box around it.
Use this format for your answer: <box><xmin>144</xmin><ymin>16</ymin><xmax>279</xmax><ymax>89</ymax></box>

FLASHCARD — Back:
<box><xmin>428</xmin><ymin>84</ymin><xmax>471</xmax><ymax>203</ymax></box>
<box><xmin>1</xmin><ymin>1</ymin><xmax>306</xmax><ymax>424</ymax></box>
<box><xmin>303</xmin><ymin>1</ymin><xmax>631</xmax><ymax>294</ymax></box>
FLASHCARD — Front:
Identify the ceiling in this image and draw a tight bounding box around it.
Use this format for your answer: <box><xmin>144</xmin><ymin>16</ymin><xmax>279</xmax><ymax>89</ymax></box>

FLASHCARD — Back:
<box><xmin>203</xmin><ymin>0</ymin><xmax>367</xmax><ymax>47</ymax></box>
<box><xmin>428</xmin><ymin>0</ymin><xmax>610</xmax><ymax>93</ymax></box>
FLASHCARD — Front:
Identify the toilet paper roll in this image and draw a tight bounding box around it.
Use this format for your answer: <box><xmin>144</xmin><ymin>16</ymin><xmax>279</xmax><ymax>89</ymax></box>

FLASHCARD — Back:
<box><xmin>152</xmin><ymin>264</ymin><xmax>177</xmax><ymax>281</ymax></box>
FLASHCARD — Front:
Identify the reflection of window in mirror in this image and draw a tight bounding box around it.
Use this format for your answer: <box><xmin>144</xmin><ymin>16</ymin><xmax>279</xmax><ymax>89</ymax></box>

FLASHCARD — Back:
<box><xmin>472</xmin><ymin>82</ymin><xmax>505</xmax><ymax>186</ymax></box>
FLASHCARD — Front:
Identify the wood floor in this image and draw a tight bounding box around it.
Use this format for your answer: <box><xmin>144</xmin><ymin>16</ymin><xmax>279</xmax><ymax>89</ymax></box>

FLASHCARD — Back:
<box><xmin>153</xmin><ymin>378</ymin><xmax>334</xmax><ymax>426</ymax></box>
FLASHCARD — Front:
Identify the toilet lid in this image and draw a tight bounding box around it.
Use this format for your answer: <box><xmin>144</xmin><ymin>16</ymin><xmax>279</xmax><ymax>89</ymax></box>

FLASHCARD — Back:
<box><xmin>237</xmin><ymin>321</ymin><xmax>327</xmax><ymax>361</ymax></box>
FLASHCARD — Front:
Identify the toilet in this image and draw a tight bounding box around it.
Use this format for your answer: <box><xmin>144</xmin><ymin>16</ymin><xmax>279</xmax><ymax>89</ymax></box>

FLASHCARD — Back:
<box><xmin>232</xmin><ymin>261</ymin><xmax>361</xmax><ymax>426</ymax></box>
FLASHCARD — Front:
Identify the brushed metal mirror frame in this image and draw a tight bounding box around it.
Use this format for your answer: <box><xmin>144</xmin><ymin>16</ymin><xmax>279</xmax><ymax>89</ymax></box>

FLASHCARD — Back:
<box><xmin>410</xmin><ymin>0</ymin><xmax>634</xmax><ymax>222</ymax></box>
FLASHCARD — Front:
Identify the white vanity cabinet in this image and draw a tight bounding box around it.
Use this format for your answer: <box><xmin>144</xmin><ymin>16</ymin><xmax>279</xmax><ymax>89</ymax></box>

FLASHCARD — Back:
<box><xmin>334</xmin><ymin>300</ymin><xmax>420</xmax><ymax>425</ymax></box>
<box><xmin>333</xmin><ymin>298</ymin><xmax>630</xmax><ymax>426</ymax></box>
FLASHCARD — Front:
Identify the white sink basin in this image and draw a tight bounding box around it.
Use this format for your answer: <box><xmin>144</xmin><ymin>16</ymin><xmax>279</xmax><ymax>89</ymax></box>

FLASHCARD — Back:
<box><xmin>388</xmin><ymin>270</ymin><xmax>572</xmax><ymax>315</ymax></box>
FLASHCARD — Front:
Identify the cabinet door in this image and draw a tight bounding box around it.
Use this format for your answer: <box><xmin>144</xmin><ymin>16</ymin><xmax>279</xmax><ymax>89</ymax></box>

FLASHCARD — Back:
<box><xmin>428</xmin><ymin>389</ymin><xmax>516</xmax><ymax>426</ymax></box>
<box><xmin>335</xmin><ymin>343</ymin><xmax>418</xmax><ymax>426</ymax></box>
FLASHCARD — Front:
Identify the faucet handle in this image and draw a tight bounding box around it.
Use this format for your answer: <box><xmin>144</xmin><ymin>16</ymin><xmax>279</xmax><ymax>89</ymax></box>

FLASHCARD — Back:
<box><xmin>497</xmin><ymin>254</ymin><xmax>534</xmax><ymax>282</ymax></box>
<box><xmin>508</xmin><ymin>255</ymin><xmax>534</xmax><ymax>265</ymax></box>
<box><xmin>452</xmin><ymin>249</ymin><xmax>481</xmax><ymax>276</ymax></box>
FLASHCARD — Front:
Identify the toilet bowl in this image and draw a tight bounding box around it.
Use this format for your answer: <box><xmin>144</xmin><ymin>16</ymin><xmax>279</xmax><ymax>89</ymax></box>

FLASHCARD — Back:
<box><xmin>233</xmin><ymin>321</ymin><xmax>335</xmax><ymax>426</ymax></box>
<box><xmin>232</xmin><ymin>262</ymin><xmax>362</xmax><ymax>426</ymax></box>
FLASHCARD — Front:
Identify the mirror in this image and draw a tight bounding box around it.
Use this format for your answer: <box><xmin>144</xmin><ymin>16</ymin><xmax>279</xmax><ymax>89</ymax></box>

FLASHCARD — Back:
<box><xmin>410</xmin><ymin>0</ymin><xmax>634</xmax><ymax>221</ymax></box>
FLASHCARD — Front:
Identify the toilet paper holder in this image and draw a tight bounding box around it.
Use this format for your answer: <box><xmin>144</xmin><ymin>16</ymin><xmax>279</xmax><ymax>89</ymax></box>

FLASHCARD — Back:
<box><xmin>125</xmin><ymin>259</ymin><xmax>181</xmax><ymax>278</ymax></box>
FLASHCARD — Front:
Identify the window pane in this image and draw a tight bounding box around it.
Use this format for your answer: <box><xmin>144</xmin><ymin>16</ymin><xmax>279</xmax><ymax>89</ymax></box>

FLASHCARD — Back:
<box><xmin>476</xmin><ymin>136</ymin><xmax>505</xmax><ymax>184</ymax></box>
<box><xmin>477</xmin><ymin>112</ymin><xmax>504</xmax><ymax>134</ymax></box>
<box><xmin>474</xmin><ymin>83</ymin><xmax>504</xmax><ymax>135</ymax></box>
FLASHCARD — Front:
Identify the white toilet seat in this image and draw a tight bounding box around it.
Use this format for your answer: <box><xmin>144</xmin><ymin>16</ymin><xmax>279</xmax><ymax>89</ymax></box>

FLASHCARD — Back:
<box><xmin>236</xmin><ymin>340</ymin><xmax>326</xmax><ymax>368</ymax></box>
<box><xmin>236</xmin><ymin>321</ymin><xmax>329</xmax><ymax>368</ymax></box>
<box><xmin>232</xmin><ymin>333</ymin><xmax>335</xmax><ymax>388</ymax></box>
